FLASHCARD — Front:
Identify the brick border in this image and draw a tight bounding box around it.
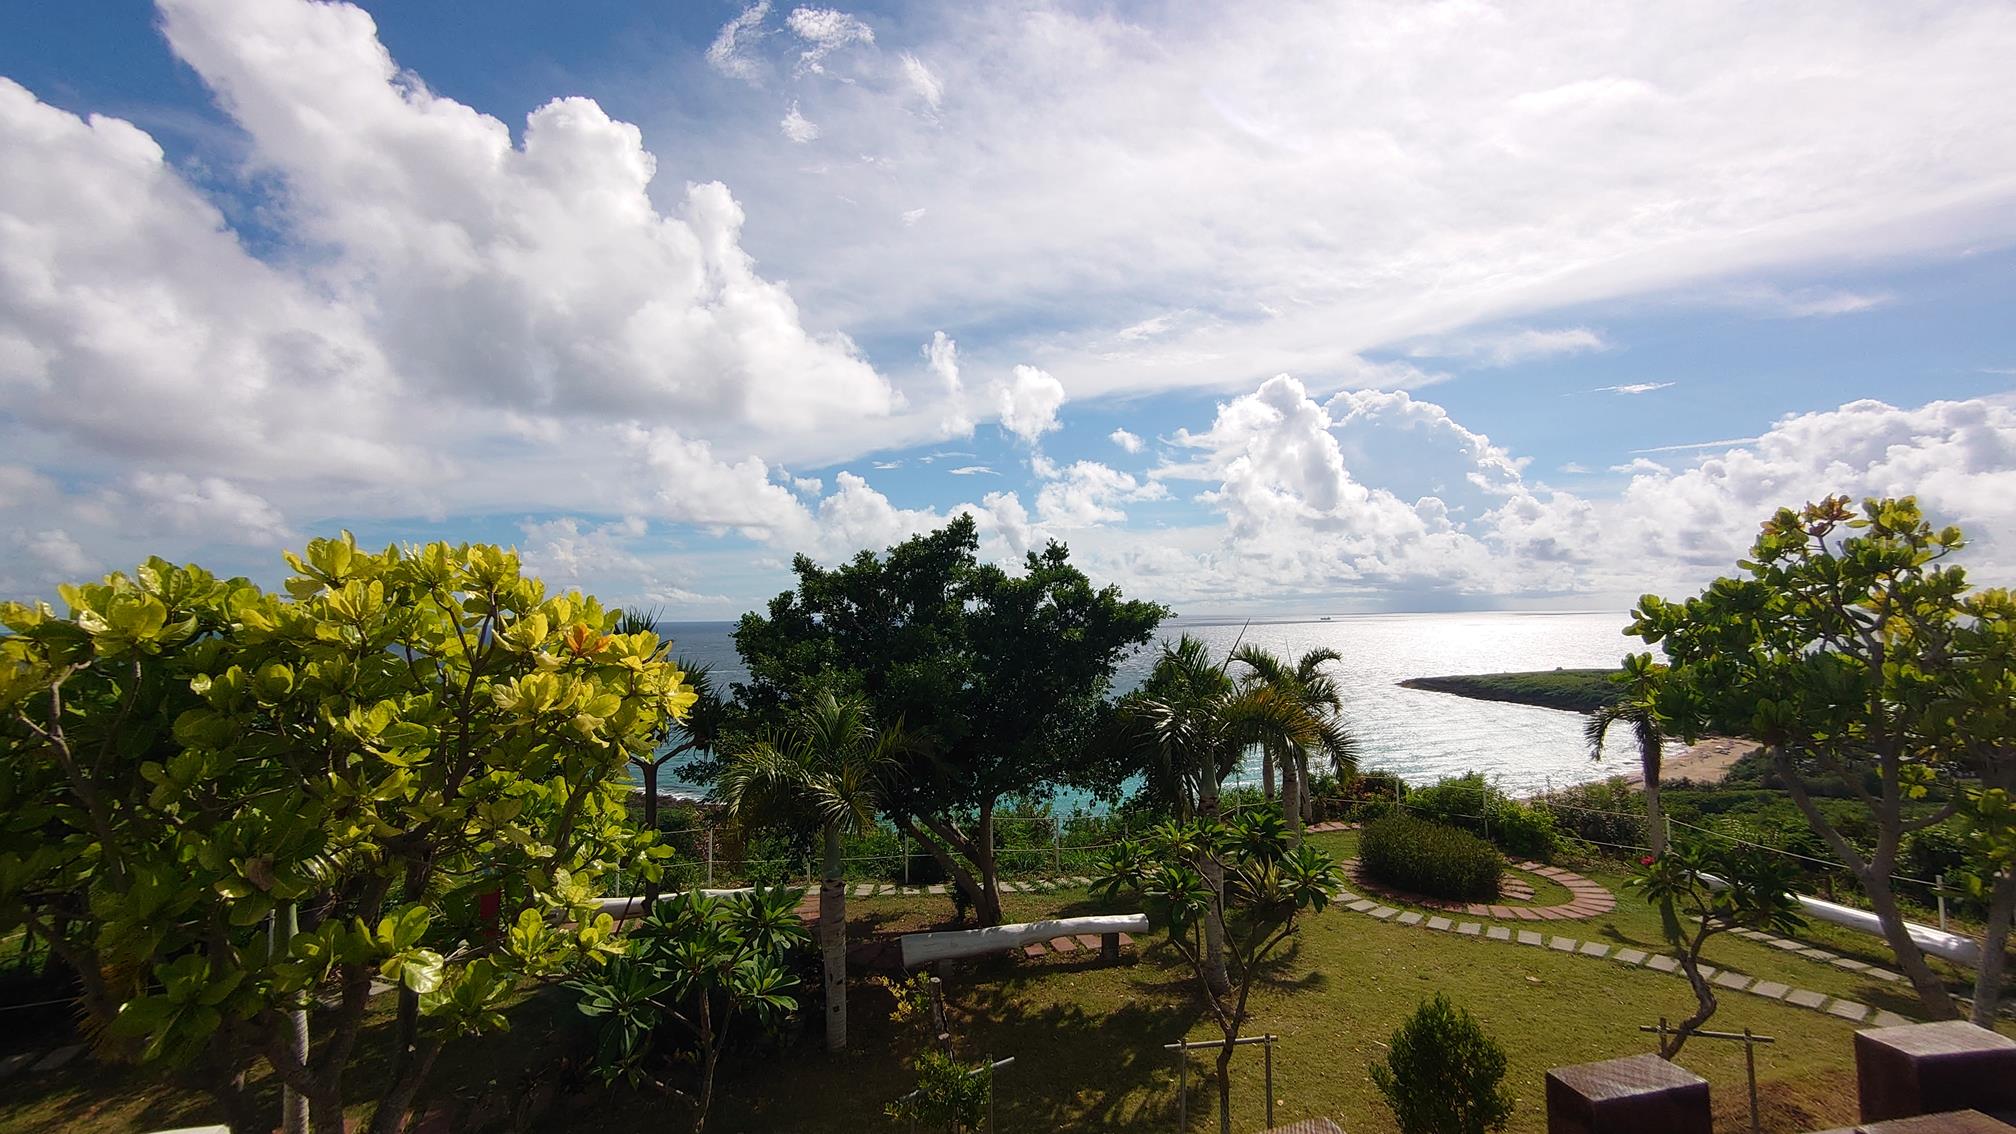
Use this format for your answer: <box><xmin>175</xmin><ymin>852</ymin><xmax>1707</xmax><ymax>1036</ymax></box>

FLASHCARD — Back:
<box><xmin>1345</xmin><ymin>858</ymin><xmax>1616</xmax><ymax>921</ymax></box>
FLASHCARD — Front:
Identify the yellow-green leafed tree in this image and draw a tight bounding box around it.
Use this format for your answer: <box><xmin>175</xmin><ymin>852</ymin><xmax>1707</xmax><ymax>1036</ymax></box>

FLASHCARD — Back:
<box><xmin>0</xmin><ymin>533</ymin><xmax>696</xmax><ymax>1134</ymax></box>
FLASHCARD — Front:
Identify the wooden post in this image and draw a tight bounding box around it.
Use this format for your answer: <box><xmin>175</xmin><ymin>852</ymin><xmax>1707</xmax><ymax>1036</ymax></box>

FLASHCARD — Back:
<box><xmin>1545</xmin><ymin>1052</ymin><xmax>1711</xmax><ymax>1134</ymax></box>
<box><xmin>1264</xmin><ymin>1036</ymin><xmax>1275</xmax><ymax>1129</ymax></box>
<box><xmin>1855</xmin><ymin>1020</ymin><xmax>2016</xmax><ymax>1123</ymax></box>
<box><xmin>1101</xmin><ymin>932</ymin><xmax>1120</xmax><ymax>964</ymax></box>
<box><xmin>1177</xmin><ymin>1049</ymin><xmax>1187</xmax><ymax>1132</ymax></box>
<box><xmin>705</xmin><ymin>828</ymin><xmax>715</xmax><ymax>887</ymax></box>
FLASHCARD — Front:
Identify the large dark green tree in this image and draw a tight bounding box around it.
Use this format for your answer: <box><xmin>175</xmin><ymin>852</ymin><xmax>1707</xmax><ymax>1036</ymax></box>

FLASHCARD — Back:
<box><xmin>732</xmin><ymin>517</ymin><xmax>1165</xmax><ymax>926</ymax></box>
<box><xmin>1631</xmin><ymin>496</ymin><xmax>2016</xmax><ymax>1022</ymax></box>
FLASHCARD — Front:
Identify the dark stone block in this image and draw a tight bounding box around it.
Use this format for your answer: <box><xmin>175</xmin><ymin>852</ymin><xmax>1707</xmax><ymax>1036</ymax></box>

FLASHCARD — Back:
<box><xmin>1544</xmin><ymin>1053</ymin><xmax>1711</xmax><ymax>1134</ymax></box>
<box><xmin>1810</xmin><ymin>1108</ymin><xmax>2016</xmax><ymax>1133</ymax></box>
<box><xmin>1855</xmin><ymin>1020</ymin><xmax>2016</xmax><ymax>1123</ymax></box>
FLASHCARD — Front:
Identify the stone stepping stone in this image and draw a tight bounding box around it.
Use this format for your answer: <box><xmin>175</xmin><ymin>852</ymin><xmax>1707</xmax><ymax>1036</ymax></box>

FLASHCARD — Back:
<box><xmin>1348</xmin><ymin>899</ymin><xmax>1377</xmax><ymax>913</ymax></box>
<box><xmin>1699</xmin><ymin>965</ymin><xmax>1719</xmax><ymax>979</ymax></box>
<box><xmin>1023</xmin><ymin>941</ymin><xmax>1048</xmax><ymax>956</ymax></box>
<box><xmin>1769</xmin><ymin>938</ymin><xmax>1804</xmax><ymax>951</ymax></box>
<box><xmin>1578</xmin><ymin>942</ymin><xmax>1610</xmax><ymax>959</ymax></box>
<box><xmin>1713</xmin><ymin>971</ymin><xmax>1753</xmax><ymax>991</ymax></box>
<box><xmin>926</xmin><ymin>884</ymin><xmax>946</xmax><ymax>894</ymax></box>
<box><xmin>0</xmin><ymin>1053</ymin><xmax>35</xmax><ymax>1082</ymax></box>
<box><xmin>1487</xmin><ymin>926</ymin><xmax>1512</xmax><ymax>941</ymax></box>
<box><xmin>852</xmin><ymin>884</ymin><xmax>874</xmax><ymax>897</ymax></box>
<box><xmin>1785</xmin><ymin>988</ymin><xmax>1828</xmax><ymax>1009</ymax></box>
<box><xmin>1371</xmin><ymin>906</ymin><xmax>1399</xmax><ymax>919</ymax></box>
<box><xmin>1457</xmin><ymin>922</ymin><xmax>1482</xmax><ymax>936</ymax></box>
<box><xmin>1827</xmin><ymin>998</ymin><xmax>1870</xmax><ymax>1022</ymax></box>
<box><xmin>1335</xmin><ymin>889</ymin><xmax>1361</xmax><ymax>902</ymax></box>
<box><xmin>1831</xmin><ymin>957</ymin><xmax>1869</xmax><ymax>971</ymax></box>
<box><xmin>1646</xmin><ymin>955</ymin><xmax>1680</xmax><ymax>973</ymax></box>
<box><xmin>1869</xmin><ymin>969</ymin><xmax>1906</xmax><ymax>983</ymax></box>
<box><xmin>1614</xmin><ymin>948</ymin><xmax>1648</xmax><ymax>966</ymax></box>
<box><xmin>1548</xmin><ymin>936</ymin><xmax>1577</xmax><ymax>952</ymax></box>
<box><xmin>1751</xmin><ymin>980</ymin><xmax>1791</xmax><ymax>1000</ymax></box>
<box><xmin>1397</xmin><ymin>911</ymin><xmax>1424</xmax><ymax>926</ymax></box>
<box><xmin>1427</xmin><ymin>916</ymin><xmax>1453</xmax><ymax>931</ymax></box>
<box><xmin>1517</xmin><ymin>930</ymin><xmax>1544</xmax><ymax>946</ymax></box>
<box><xmin>1799</xmin><ymin>948</ymin><xmax>1838</xmax><ymax>961</ymax></box>
<box><xmin>32</xmin><ymin>1045</ymin><xmax>84</xmax><ymax>1073</ymax></box>
<box><xmin>1047</xmin><ymin>936</ymin><xmax>1080</xmax><ymax>953</ymax></box>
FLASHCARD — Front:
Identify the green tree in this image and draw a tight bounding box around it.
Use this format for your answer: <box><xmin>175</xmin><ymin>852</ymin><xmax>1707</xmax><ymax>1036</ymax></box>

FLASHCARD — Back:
<box><xmin>1630</xmin><ymin>496</ymin><xmax>2016</xmax><ymax>1020</ymax></box>
<box><xmin>1114</xmin><ymin>635</ymin><xmax>1346</xmax><ymax>989</ymax></box>
<box><xmin>0</xmin><ymin>536</ymin><xmax>695</xmax><ymax>1134</ymax></box>
<box><xmin>717</xmin><ymin>691</ymin><xmax>906</xmax><ymax>1051</ymax></box>
<box><xmin>1230</xmin><ymin>644</ymin><xmax>1357</xmax><ymax>846</ymax></box>
<box><xmin>1370</xmin><ymin>993</ymin><xmax>1513</xmax><ymax>1134</ymax></box>
<box><xmin>568</xmin><ymin>888</ymin><xmax>806</xmax><ymax>1134</ymax></box>
<box><xmin>617</xmin><ymin>607</ymin><xmax>728</xmax><ymax>843</ymax></box>
<box><xmin>1094</xmin><ymin>810</ymin><xmax>1339</xmax><ymax>1134</ymax></box>
<box><xmin>732</xmin><ymin>516</ymin><xmax>1165</xmax><ymax>927</ymax></box>
<box><xmin>1628</xmin><ymin>840</ymin><xmax>1804</xmax><ymax>1057</ymax></box>
<box><xmin>1585</xmin><ymin>652</ymin><xmax>1671</xmax><ymax>856</ymax></box>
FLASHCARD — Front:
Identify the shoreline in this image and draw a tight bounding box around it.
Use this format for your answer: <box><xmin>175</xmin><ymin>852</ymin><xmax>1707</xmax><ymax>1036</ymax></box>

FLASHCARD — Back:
<box><xmin>1623</xmin><ymin>735</ymin><xmax>1756</xmax><ymax>787</ymax></box>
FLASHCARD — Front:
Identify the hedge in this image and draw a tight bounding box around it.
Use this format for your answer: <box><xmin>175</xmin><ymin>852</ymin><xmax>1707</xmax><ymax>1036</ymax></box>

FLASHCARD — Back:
<box><xmin>1360</xmin><ymin>813</ymin><xmax>1503</xmax><ymax>902</ymax></box>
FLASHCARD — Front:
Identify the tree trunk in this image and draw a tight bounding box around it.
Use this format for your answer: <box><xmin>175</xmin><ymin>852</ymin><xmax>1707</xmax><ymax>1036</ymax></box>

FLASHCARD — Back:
<box><xmin>1641</xmin><ymin>743</ymin><xmax>1666</xmax><ymax>857</ymax></box>
<box><xmin>1283</xmin><ymin>754</ymin><xmax>1303</xmax><ymax>849</ymax></box>
<box><xmin>1972</xmin><ymin>868</ymin><xmax>2016</xmax><ymax>1026</ymax></box>
<box><xmin>367</xmin><ymin>1034</ymin><xmax>445</xmax><ymax>1134</ymax></box>
<box><xmin>642</xmin><ymin>761</ymin><xmax>663</xmax><ymax>906</ymax></box>
<box><xmin>1299</xmin><ymin>752</ymin><xmax>1314</xmax><ymax>823</ymax></box>
<box><xmin>273</xmin><ymin>904</ymin><xmax>309</xmax><ymax>1134</ymax></box>
<box><xmin>1198</xmin><ymin>779</ymin><xmax>1230</xmax><ymax>995</ymax></box>
<box><xmin>975</xmin><ymin>799</ymin><xmax>1003</xmax><ymax>927</ymax></box>
<box><xmin>819</xmin><ymin>822</ymin><xmax>848</xmax><ymax>1052</ymax></box>
<box><xmin>1260</xmin><ymin>746</ymin><xmax>1275</xmax><ymax>800</ymax></box>
<box><xmin>1214</xmin><ymin>1040</ymin><xmax>1235</xmax><ymax>1134</ymax></box>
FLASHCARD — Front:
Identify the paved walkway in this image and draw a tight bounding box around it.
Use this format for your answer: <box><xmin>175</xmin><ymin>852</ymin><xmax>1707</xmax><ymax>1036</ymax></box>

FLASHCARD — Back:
<box><xmin>1345</xmin><ymin>859</ymin><xmax>1616</xmax><ymax>920</ymax></box>
<box><xmin>1331</xmin><ymin>880</ymin><xmax>1916</xmax><ymax>1028</ymax></box>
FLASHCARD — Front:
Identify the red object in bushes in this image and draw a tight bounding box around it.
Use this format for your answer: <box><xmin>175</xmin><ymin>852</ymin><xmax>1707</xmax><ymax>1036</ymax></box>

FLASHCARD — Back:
<box><xmin>477</xmin><ymin>888</ymin><xmax>502</xmax><ymax>940</ymax></box>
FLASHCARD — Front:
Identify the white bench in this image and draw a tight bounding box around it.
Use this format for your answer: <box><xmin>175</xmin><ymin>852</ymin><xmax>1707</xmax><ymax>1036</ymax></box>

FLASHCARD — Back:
<box><xmin>899</xmin><ymin>914</ymin><xmax>1149</xmax><ymax>968</ymax></box>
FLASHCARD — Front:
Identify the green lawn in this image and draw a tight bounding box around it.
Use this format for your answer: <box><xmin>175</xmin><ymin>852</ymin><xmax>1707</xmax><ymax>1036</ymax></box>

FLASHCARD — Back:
<box><xmin>4</xmin><ymin>844</ymin><xmax>1932</xmax><ymax>1134</ymax></box>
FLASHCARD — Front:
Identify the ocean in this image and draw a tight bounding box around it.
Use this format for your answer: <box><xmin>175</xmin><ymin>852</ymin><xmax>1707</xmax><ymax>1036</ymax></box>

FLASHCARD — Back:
<box><xmin>649</xmin><ymin>611</ymin><xmax>1641</xmax><ymax>803</ymax></box>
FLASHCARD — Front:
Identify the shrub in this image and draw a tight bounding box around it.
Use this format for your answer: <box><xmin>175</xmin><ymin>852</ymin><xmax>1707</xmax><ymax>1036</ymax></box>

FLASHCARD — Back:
<box><xmin>1371</xmin><ymin>993</ymin><xmax>1514</xmax><ymax>1134</ymax></box>
<box><xmin>1360</xmin><ymin>813</ymin><xmax>1502</xmax><ymax>902</ymax></box>
<box><xmin>1408</xmin><ymin>772</ymin><xmax>1561</xmax><ymax>862</ymax></box>
<box><xmin>1536</xmin><ymin>778</ymin><xmax>1645</xmax><ymax>852</ymax></box>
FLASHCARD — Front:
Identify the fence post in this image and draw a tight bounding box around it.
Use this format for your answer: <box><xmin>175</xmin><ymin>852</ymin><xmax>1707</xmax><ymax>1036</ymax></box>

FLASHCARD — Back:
<box><xmin>1176</xmin><ymin>1049</ymin><xmax>1187</xmax><ymax>1132</ymax></box>
<box><xmin>1937</xmin><ymin>873</ymin><xmax>1948</xmax><ymax>931</ymax></box>
<box><xmin>1053</xmin><ymin>825</ymin><xmax>1062</xmax><ymax>875</ymax></box>
<box><xmin>705</xmin><ymin>828</ymin><xmax>715</xmax><ymax>887</ymax></box>
<box><xmin>1264</xmin><ymin>1036</ymin><xmax>1275</xmax><ymax>1129</ymax></box>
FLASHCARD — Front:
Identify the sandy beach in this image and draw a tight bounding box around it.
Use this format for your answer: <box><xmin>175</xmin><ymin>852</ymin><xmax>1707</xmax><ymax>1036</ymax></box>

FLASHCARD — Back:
<box><xmin>1621</xmin><ymin>735</ymin><xmax>1757</xmax><ymax>786</ymax></box>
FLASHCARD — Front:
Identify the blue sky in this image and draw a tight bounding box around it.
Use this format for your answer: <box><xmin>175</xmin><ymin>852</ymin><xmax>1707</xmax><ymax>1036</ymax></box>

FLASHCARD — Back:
<box><xmin>3</xmin><ymin>0</ymin><xmax>2015</xmax><ymax>616</ymax></box>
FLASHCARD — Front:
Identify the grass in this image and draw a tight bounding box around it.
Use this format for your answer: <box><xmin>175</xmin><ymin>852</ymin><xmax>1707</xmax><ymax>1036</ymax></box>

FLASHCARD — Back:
<box><xmin>1</xmin><ymin>853</ymin><xmax>1922</xmax><ymax>1134</ymax></box>
<box><xmin>1398</xmin><ymin>669</ymin><xmax>1620</xmax><ymax>713</ymax></box>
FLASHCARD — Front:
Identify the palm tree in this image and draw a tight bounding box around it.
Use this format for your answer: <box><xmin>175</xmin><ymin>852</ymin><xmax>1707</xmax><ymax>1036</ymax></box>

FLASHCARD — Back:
<box><xmin>1231</xmin><ymin>645</ymin><xmax>1358</xmax><ymax>848</ymax></box>
<box><xmin>717</xmin><ymin>691</ymin><xmax>906</xmax><ymax>1052</ymax></box>
<box><xmin>615</xmin><ymin>609</ymin><xmax>727</xmax><ymax>900</ymax></box>
<box><xmin>1117</xmin><ymin>635</ymin><xmax>1349</xmax><ymax>991</ymax></box>
<box><xmin>1586</xmin><ymin>652</ymin><xmax>1670</xmax><ymax>857</ymax></box>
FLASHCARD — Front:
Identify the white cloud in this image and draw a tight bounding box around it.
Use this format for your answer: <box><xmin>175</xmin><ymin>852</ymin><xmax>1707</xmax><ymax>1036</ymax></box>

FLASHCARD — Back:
<box><xmin>948</xmin><ymin>465</ymin><xmax>994</xmax><ymax>476</ymax></box>
<box><xmin>1633</xmin><ymin>436</ymin><xmax>1762</xmax><ymax>454</ymax></box>
<box><xmin>125</xmin><ymin>473</ymin><xmax>293</xmax><ymax>545</ymax></box>
<box><xmin>1034</xmin><ymin>460</ymin><xmax>1167</xmax><ymax>528</ymax></box>
<box><xmin>900</xmin><ymin>53</ymin><xmax>943</xmax><ymax>110</ymax></box>
<box><xmin>1725</xmin><ymin>285</ymin><xmax>1896</xmax><ymax>319</ymax></box>
<box><xmin>1110</xmin><ymin>428</ymin><xmax>1145</xmax><ymax>454</ymax></box>
<box><xmin>871</xmin><ymin>460</ymin><xmax>902</xmax><ymax>470</ymax></box>
<box><xmin>924</xmin><ymin>331</ymin><xmax>972</xmax><ymax>435</ymax></box>
<box><xmin>996</xmin><ymin>364</ymin><xmax>1066</xmax><ymax>444</ymax></box>
<box><xmin>26</xmin><ymin>530</ymin><xmax>96</xmax><ymax>578</ymax></box>
<box><xmin>1557</xmin><ymin>462</ymin><xmax>1591</xmax><ymax>474</ymax></box>
<box><xmin>786</xmin><ymin>7</ymin><xmax>874</xmax><ymax>74</ymax></box>
<box><xmin>1117</xmin><ymin>314</ymin><xmax>1178</xmax><ymax>341</ymax></box>
<box><xmin>780</xmin><ymin>101</ymin><xmax>820</xmax><ymax>143</ymax></box>
<box><xmin>902</xmin><ymin>207</ymin><xmax>927</xmax><ymax>226</ymax></box>
<box><xmin>707</xmin><ymin>2</ymin><xmax>772</xmax><ymax>83</ymax></box>
<box><xmin>1411</xmin><ymin>327</ymin><xmax>1609</xmax><ymax>367</ymax></box>
<box><xmin>1594</xmin><ymin>382</ymin><xmax>1675</xmax><ymax>395</ymax></box>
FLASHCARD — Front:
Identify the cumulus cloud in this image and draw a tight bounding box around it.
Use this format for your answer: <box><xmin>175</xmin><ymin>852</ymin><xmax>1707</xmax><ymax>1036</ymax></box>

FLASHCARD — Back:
<box><xmin>1110</xmin><ymin>428</ymin><xmax>1145</xmax><ymax>454</ymax></box>
<box><xmin>924</xmin><ymin>331</ymin><xmax>973</xmax><ymax>435</ymax></box>
<box><xmin>1034</xmin><ymin>460</ymin><xmax>1167</xmax><ymax>527</ymax></box>
<box><xmin>997</xmin><ymin>365</ymin><xmax>1066</xmax><ymax>444</ymax></box>
<box><xmin>1594</xmin><ymin>382</ymin><xmax>1675</xmax><ymax>395</ymax></box>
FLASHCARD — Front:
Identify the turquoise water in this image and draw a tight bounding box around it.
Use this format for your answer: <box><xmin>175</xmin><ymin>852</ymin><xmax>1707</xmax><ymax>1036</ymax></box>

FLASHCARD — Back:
<box><xmin>648</xmin><ymin>610</ymin><xmax>1640</xmax><ymax>802</ymax></box>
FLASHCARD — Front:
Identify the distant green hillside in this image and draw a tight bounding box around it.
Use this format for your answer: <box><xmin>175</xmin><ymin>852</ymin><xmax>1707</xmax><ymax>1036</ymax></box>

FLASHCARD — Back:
<box><xmin>1398</xmin><ymin>669</ymin><xmax>1621</xmax><ymax>713</ymax></box>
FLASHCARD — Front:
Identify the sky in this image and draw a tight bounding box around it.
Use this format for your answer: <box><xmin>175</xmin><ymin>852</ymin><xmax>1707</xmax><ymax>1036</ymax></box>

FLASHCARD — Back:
<box><xmin>3</xmin><ymin>0</ymin><xmax>2015</xmax><ymax>618</ymax></box>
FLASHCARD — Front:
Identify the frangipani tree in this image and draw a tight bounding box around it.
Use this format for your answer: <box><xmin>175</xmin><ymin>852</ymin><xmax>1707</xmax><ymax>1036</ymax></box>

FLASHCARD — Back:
<box><xmin>0</xmin><ymin>535</ymin><xmax>696</xmax><ymax>1134</ymax></box>
<box><xmin>1094</xmin><ymin>810</ymin><xmax>1339</xmax><ymax>1134</ymax></box>
<box><xmin>1631</xmin><ymin>496</ymin><xmax>2016</xmax><ymax>1021</ymax></box>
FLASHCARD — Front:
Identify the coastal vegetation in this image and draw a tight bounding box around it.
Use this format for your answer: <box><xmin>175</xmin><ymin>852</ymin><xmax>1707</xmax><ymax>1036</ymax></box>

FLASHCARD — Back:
<box><xmin>1398</xmin><ymin>668</ymin><xmax>1620</xmax><ymax>713</ymax></box>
